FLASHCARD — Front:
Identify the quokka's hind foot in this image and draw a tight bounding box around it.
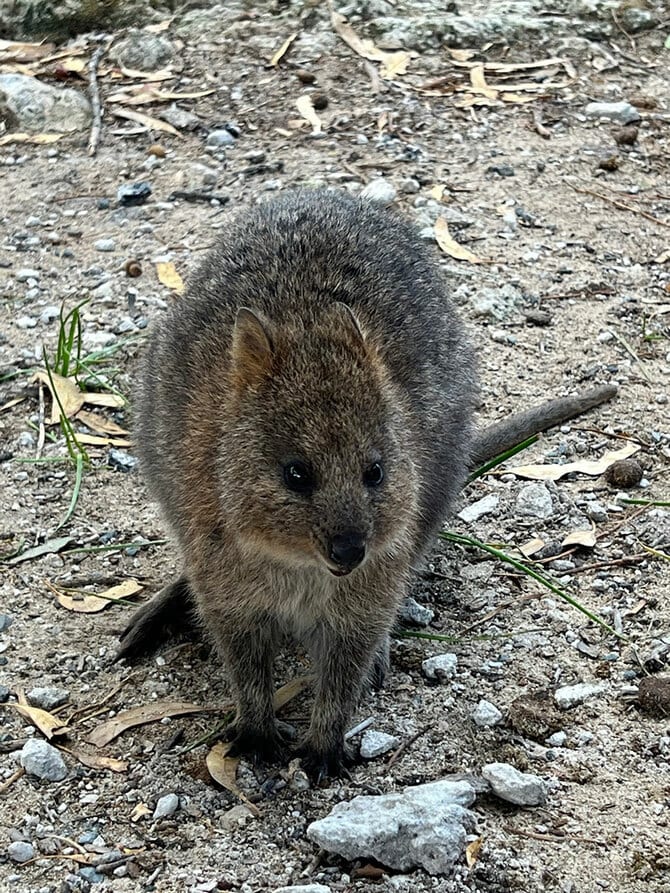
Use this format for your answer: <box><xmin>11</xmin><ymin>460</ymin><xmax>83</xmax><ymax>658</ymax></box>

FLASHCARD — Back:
<box><xmin>224</xmin><ymin>720</ymin><xmax>297</xmax><ymax>765</ymax></box>
<box><xmin>116</xmin><ymin>575</ymin><xmax>197</xmax><ymax>662</ymax></box>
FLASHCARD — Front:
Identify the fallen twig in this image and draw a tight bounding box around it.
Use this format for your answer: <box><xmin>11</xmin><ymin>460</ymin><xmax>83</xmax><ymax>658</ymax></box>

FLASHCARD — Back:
<box><xmin>568</xmin><ymin>183</ymin><xmax>670</xmax><ymax>230</ymax></box>
<box><xmin>87</xmin><ymin>44</ymin><xmax>106</xmax><ymax>157</ymax></box>
<box><xmin>0</xmin><ymin>767</ymin><xmax>25</xmax><ymax>793</ymax></box>
<box><xmin>387</xmin><ymin>724</ymin><xmax>431</xmax><ymax>767</ymax></box>
<box><xmin>560</xmin><ymin>553</ymin><xmax>646</xmax><ymax>575</ymax></box>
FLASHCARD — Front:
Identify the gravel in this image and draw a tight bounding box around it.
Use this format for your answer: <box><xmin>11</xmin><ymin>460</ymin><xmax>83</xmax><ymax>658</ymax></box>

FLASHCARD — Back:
<box><xmin>422</xmin><ymin>653</ymin><xmax>458</xmax><ymax>682</ymax></box>
<box><xmin>471</xmin><ymin>699</ymin><xmax>503</xmax><ymax>728</ymax></box>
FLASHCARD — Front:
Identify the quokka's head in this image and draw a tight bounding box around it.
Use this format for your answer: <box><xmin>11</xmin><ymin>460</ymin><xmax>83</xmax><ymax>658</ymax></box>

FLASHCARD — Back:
<box><xmin>218</xmin><ymin>302</ymin><xmax>419</xmax><ymax>576</ymax></box>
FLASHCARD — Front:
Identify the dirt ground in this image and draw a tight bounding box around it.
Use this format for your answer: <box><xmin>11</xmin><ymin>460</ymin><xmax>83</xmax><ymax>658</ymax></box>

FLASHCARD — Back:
<box><xmin>1</xmin><ymin>3</ymin><xmax>669</xmax><ymax>892</ymax></box>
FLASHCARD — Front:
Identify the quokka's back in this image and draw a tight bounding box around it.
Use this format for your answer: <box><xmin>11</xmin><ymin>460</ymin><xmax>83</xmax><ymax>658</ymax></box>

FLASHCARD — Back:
<box><xmin>132</xmin><ymin>189</ymin><xmax>477</xmax><ymax>777</ymax></box>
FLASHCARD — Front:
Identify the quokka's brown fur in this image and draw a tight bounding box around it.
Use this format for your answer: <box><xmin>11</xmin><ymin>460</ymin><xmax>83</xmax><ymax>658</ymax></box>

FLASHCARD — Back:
<box><xmin>121</xmin><ymin>189</ymin><xmax>616</xmax><ymax>779</ymax></box>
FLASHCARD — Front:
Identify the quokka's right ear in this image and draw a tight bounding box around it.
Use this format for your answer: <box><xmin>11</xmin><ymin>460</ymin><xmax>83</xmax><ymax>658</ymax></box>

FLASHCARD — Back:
<box><xmin>230</xmin><ymin>307</ymin><xmax>275</xmax><ymax>388</ymax></box>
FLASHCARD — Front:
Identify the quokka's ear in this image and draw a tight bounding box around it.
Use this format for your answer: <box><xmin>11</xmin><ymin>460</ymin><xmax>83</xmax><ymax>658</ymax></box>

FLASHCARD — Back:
<box><xmin>230</xmin><ymin>307</ymin><xmax>274</xmax><ymax>388</ymax></box>
<box><xmin>331</xmin><ymin>301</ymin><xmax>365</xmax><ymax>344</ymax></box>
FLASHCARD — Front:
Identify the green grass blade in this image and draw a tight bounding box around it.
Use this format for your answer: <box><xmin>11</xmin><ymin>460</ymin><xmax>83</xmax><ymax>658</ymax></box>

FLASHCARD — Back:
<box><xmin>54</xmin><ymin>452</ymin><xmax>84</xmax><ymax>532</ymax></box>
<box><xmin>466</xmin><ymin>434</ymin><xmax>538</xmax><ymax>483</ymax></box>
<box><xmin>440</xmin><ymin>531</ymin><xmax>627</xmax><ymax>641</ymax></box>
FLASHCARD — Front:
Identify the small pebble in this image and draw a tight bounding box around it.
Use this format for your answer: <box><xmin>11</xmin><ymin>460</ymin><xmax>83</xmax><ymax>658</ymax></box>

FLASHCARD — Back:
<box><xmin>613</xmin><ymin>124</ymin><xmax>639</xmax><ymax>146</ymax></box>
<box><xmin>16</xmin><ymin>316</ymin><xmax>37</xmax><ymax>329</ymax></box>
<box><xmin>206</xmin><ymin>129</ymin><xmax>235</xmax><ymax>148</ymax></box>
<box><xmin>20</xmin><ymin>739</ymin><xmax>68</xmax><ymax>782</ymax></box>
<box><xmin>360</xmin><ymin>178</ymin><xmax>397</xmax><ymax>206</ymax></box>
<box><xmin>471</xmin><ymin>699</ymin><xmax>503</xmax><ymax>728</ymax></box>
<box><xmin>359</xmin><ymin>730</ymin><xmax>400</xmax><ymax>758</ymax></box>
<box><xmin>554</xmin><ymin>682</ymin><xmax>606</xmax><ymax>709</ymax></box>
<box><xmin>16</xmin><ymin>268</ymin><xmax>40</xmax><ymax>281</ymax></box>
<box><xmin>482</xmin><ymin>762</ymin><xmax>547</xmax><ymax>806</ymax></box>
<box><xmin>398</xmin><ymin>596</ymin><xmax>434</xmax><ymax>627</ymax></box>
<box><xmin>153</xmin><ymin>793</ymin><xmax>179</xmax><ymax>819</ymax></box>
<box><xmin>458</xmin><ymin>494</ymin><xmax>499</xmax><ymax>524</ymax></box>
<box><xmin>422</xmin><ymin>653</ymin><xmax>458</xmax><ymax>682</ymax></box>
<box><xmin>108</xmin><ymin>448</ymin><xmax>138</xmax><ymax>472</ymax></box>
<box><xmin>94</xmin><ymin>238</ymin><xmax>116</xmax><ymax>252</ymax></box>
<box><xmin>0</xmin><ymin>613</ymin><xmax>13</xmax><ymax>632</ymax></box>
<box><xmin>399</xmin><ymin>178</ymin><xmax>421</xmax><ymax>194</ymax></box>
<box><xmin>515</xmin><ymin>482</ymin><xmax>553</xmax><ymax>520</ymax></box>
<box><xmin>0</xmin><ymin>685</ymin><xmax>10</xmax><ymax>703</ymax></box>
<box><xmin>8</xmin><ymin>841</ymin><xmax>34</xmax><ymax>863</ymax></box>
<box><xmin>117</xmin><ymin>181</ymin><xmax>152</xmax><ymax>207</ymax></box>
<box><xmin>585</xmin><ymin>101</ymin><xmax>640</xmax><ymax>124</ymax></box>
<box><xmin>546</xmin><ymin>731</ymin><xmax>567</xmax><ymax>747</ymax></box>
<box><xmin>27</xmin><ymin>686</ymin><xmax>70</xmax><ymax>711</ymax></box>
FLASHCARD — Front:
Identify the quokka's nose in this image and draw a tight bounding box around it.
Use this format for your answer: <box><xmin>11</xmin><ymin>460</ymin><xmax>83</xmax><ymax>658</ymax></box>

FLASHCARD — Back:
<box><xmin>329</xmin><ymin>531</ymin><xmax>366</xmax><ymax>571</ymax></box>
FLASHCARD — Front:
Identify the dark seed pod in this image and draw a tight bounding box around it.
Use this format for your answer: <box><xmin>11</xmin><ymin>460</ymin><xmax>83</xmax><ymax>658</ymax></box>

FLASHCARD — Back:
<box><xmin>604</xmin><ymin>458</ymin><xmax>643</xmax><ymax>489</ymax></box>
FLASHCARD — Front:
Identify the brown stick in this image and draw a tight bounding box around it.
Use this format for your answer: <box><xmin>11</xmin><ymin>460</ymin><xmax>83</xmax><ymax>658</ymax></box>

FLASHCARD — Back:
<box><xmin>387</xmin><ymin>724</ymin><xmax>431</xmax><ymax>767</ymax></box>
<box><xmin>568</xmin><ymin>184</ymin><xmax>670</xmax><ymax>230</ymax></box>
<box><xmin>0</xmin><ymin>767</ymin><xmax>25</xmax><ymax>794</ymax></box>
<box><xmin>87</xmin><ymin>44</ymin><xmax>106</xmax><ymax>157</ymax></box>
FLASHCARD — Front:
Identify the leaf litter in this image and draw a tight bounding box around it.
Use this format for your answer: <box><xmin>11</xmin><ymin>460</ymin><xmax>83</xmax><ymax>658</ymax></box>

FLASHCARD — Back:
<box><xmin>50</xmin><ymin>578</ymin><xmax>143</xmax><ymax>614</ymax></box>
<box><xmin>508</xmin><ymin>442</ymin><xmax>640</xmax><ymax>481</ymax></box>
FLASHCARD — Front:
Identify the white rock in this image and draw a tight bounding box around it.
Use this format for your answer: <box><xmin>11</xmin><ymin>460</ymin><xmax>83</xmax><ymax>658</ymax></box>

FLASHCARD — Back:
<box><xmin>546</xmin><ymin>731</ymin><xmax>567</xmax><ymax>747</ymax></box>
<box><xmin>360</xmin><ymin>178</ymin><xmax>397</xmax><ymax>206</ymax></box>
<box><xmin>397</xmin><ymin>596</ymin><xmax>433</xmax><ymax>626</ymax></box>
<box><xmin>585</xmin><ymin>101</ymin><xmax>640</xmax><ymax>124</ymax></box>
<box><xmin>458</xmin><ymin>494</ymin><xmax>499</xmax><ymax>523</ymax></box>
<box><xmin>554</xmin><ymin>682</ymin><xmax>606</xmax><ymax>709</ymax></box>
<box><xmin>94</xmin><ymin>238</ymin><xmax>116</xmax><ymax>252</ymax></box>
<box><xmin>360</xmin><ymin>730</ymin><xmax>400</xmax><ymax>759</ymax></box>
<box><xmin>422</xmin><ymin>653</ymin><xmax>458</xmax><ymax>682</ymax></box>
<box><xmin>307</xmin><ymin>778</ymin><xmax>477</xmax><ymax>874</ymax></box>
<box><xmin>481</xmin><ymin>762</ymin><xmax>547</xmax><ymax>806</ymax></box>
<box><xmin>515</xmin><ymin>482</ymin><xmax>554</xmax><ymax>519</ymax></box>
<box><xmin>16</xmin><ymin>315</ymin><xmax>37</xmax><ymax>329</ymax></box>
<box><xmin>20</xmin><ymin>739</ymin><xmax>67</xmax><ymax>782</ymax></box>
<box><xmin>274</xmin><ymin>886</ymin><xmax>332</xmax><ymax>893</ymax></box>
<box><xmin>153</xmin><ymin>793</ymin><xmax>179</xmax><ymax>818</ymax></box>
<box><xmin>16</xmin><ymin>268</ymin><xmax>40</xmax><ymax>281</ymax></box>
<box><xmin>471</xmin><ymin>699</ymin><xmax>503</xmax><ymax>727</ymax></box>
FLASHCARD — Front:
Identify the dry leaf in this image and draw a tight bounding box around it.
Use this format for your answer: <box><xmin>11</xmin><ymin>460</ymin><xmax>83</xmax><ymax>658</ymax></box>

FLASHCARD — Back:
<box><xmin>7</xmin><ymin>536</ymin><xmax>72</xmax><ymax>566</ymax></box>
<box><xmin>111</xmin><ymin>106</ymin><xmax>181</xmax><ymax>136</ymax></box>
<box><xmin>62</xmin><ymin>746</ymin><xmax>128</xmax><ymax>773</ymax></box>
<box><xmin>82</xmin><ymin>392</ymin><xmax>125</xmax><ymax>409</ymax></box>
<box><xmin>269</xmin><ymin>33</ymin><xmax>297</xmax><ymax>66</ymax></box>
<box><xmin>379</xmin><ymin>51</ymin><xmax>411</xmax><ymax>80</ymax></box>
<box><xmin>470</xmin><ymin>64</ymin><xmax>498</xmax><ymax>99</ymax></box>
<box><xmin>331</xmin><ymin>10</ymin><xmax>411</xmax><ymax>79</ymax></box>
<box><xmin>273</xmin><ymin>675</ymin><xmax>312</xmax><ymax>711</ymax></box>
<box><xmin>107</xmin><ymin>86</ymin><xmax>214</xmax><ymax>105</ymax></box>
<box><xmin>447</xmin><ymin>48</ymin><xmax>477</xmax><ymax>62</ymax></box>
<box><xmin>76</xmin><ymin>433</ymin><xmax>132</xmax><ymax>448</ymax></box>
<box><xmin>87</xmin><ymin>701</ymin><xmax>215</xmax><ymax>747</ymax></box>
<box><xmin>519</xmin><ymin>537</ymin><xmax>546</xmax><ymax>558</ymax></box>
<box><xmin>54</xmin><ymin>579</ymin><xmax>143</xmax><ymax>614</ymax></box>
<box><xmin>0</xmin><ymin>39</ymin><xmax>56</xmax><ymax>62</ymax></box>
<box><xmin>654</xmin><ymin>249</ymin><xmax>670</xmax><ymax>264</ymax></box>
<box><xmin>0</xmin><ymin>396</ymin><xmax>26</xmax><ymax>412</ymax></box>
<box><xmin>295</xmin><ymin>94</ymin><xmax>322</xmax><ymax>134</ymax></box>
<box><xmin>13</xmin><ymin>691</ymin><xmax>69</xmax><ymax>739</ymax></box>
<box><xmin>508</xmin><ymin>443</ymin><xmax>639</xmax><ymax>482</ymax></box>
<box><xmin>562</xmin><ymin>528</ymin><xmax>597</xmax><ymax>549</ymax></box>
<box><xmin>32</xmin><ymin>370</ymin><xmax>84</xmax><ymax>421</ymax></box>
<box><xmin>205</xmin><ymin>742</ymin><xmax>261</xmax><ymax>816</ymax></box>
<box><xmin>156</xmin><ymin>261</ymin><xmax>185</xmax><ymax>294</ymax></box>
<box><xmin>118</xmin><ymin>66</ymin><xmax>174</xmax><ymax>81</ymax></box>
<box><xmin>465</xmin><ymin>837</ymin><xmax>483</xmax><ymax>867</ymax></box>
<box><xmin>430</xmin><ymin>184</ymin><xmax>446</xmax><ymax>201</ymax></box>
<box><xmin>131</xmin><ymin>803</ymin><xmax>152</xmax><ymax>822</ymax></box>
<box><xmin>76</xmin><ymin>409</ymin><xmax>129</xmax><ymax>437</ymax></box>
<box><xmin>434</xmin><ymin>217</ymin><xmax>489</xmax><ymax>264</ymax></box>
<box><xmin>499</xmin><ymin>92</ymin><xmax>539</xmax><ymax>104</ymax></box>
<box><xmin>0</xmin><ymin>132</ymin><xmax>63</xmax><ymax>146</ymax></box>
<box><xmin>145</xmin><ymin>19</ymin><xmax>172</xmax><ymax>34</ymax></box>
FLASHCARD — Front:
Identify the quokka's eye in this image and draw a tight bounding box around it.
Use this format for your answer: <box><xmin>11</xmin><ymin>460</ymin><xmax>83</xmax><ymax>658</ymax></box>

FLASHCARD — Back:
<box><xmin>283</xmin><ymin>461</ymin><xmax>315</xmax><ymax>494</ymax></box>
<box><xmin>363</xmin><ymin>462</ymin><xmax>384</xmax><ymax>487</ymax></box>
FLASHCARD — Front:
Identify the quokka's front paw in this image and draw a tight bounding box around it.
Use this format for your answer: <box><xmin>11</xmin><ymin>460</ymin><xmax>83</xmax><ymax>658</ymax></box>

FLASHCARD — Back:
<box><xmin>225</xmin><ymin>720</ymin><xmax>296</xmax><ymax>765</ymax></box>
<box><xmin>295</xmin><ymin>740</ymin><xmax>357</xmax><ymax>784</ymax></box>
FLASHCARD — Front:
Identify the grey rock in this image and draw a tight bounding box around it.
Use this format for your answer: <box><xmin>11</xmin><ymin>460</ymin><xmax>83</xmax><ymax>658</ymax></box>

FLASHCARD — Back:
<box><xmin>0</xmin><ymin>74</ymin><xmax>91</xmax><ymax>133</ymax></box>
<box><xmin>8</xmin><ymin>841</ymin><xmax>34</xmax><ymax>862</ymax></box>
<box><xmin>16</xmin><ymin>267</ymin><xmax>40</xmax><ymax>281</ymax></box>
<box><xmin>27</xmin><ymin>686</ymin><xmax>69</xmax><ymax>711</ymax></box>
<box><xmin>206</xmin><ymin>129</ymin><xmax>236</xmax><ymax>148</ymax></box>
<box><xmin>160</xmin><ymin>104</ymin><xmax>201</xmax><ymax>131</ymax></box>
<box><xmin>470</xmin><ymin>284</ymin><xmax>522</xmax><ymax>320</ymax></box>
<box><xmin>20</xmin><ymin>738</ymin><xmax>68</xmax><ymax>782</ymax></box>
<box><xmin>546</xmin><ymin>730</ymin><xmax>567</xmax><ymax>747</ymax></box>
<box><xmin>458</xmin><ymin>493</ymin><xmax>500</xmax><ymax>523</ymax></box>
<box><xmin>422</xmin><ymin>653</ymin><xmax>458</xmax><ymax>682</ymax></box>
<box><xmin>94</xmin><ymin>238</ymin><xmax>116</xmax><ymax>252</ymax></box>
<box><xmin>585</xmin><ymin>501</ymin><xmax>608</xmax><ymax>522</ymax></box>
<box><xmin>585</xmin><ymin>101</ymin><xmax>640</xmax><ymax>125</ymax></box>
<box><xmin>471</xmin><ymin>699</ymin><xmax>503</xmax><ymax>728</ymax></box>
<box><xmin>399</xmin><ymin>178</ymin><xmax>421</xmax><ymax>194</ymax></box>
<box><xmin>398</xmin><ymin>596</ymin><xmax>434</xmax><ymax>627</ymax></box>
<box><xmin>619</xmin><ymin>7</ymin><xmax>657</xmax><ymax>32</ymax></box>
<box><xmin>0</xmin><ymin>613</ymin><xmax>13</xmax><ymax>632</ymax></box>
<box><xmin>360</xmin><ymin>730</ymin><xmax>400</xmax><ymax>759</ymax></box>
<box><xmin>360</xmin><ymin>178</ymin><xmax>397</xmax><ymax>206</ymax></box>
<box><xmin>78</xmin><ymin>867</ymin><xmax>105</xmax><ymax>885</ymax></box>
<box><xmin>153</xmin><ymin>793</ymin><xmax>179</xmax><ymax>819</ymax></box>
<box><xmin>515</xmin><ymin>482</ymin><xmax>554</xmax><ymax>520</ymax></box>
<box><xmin>274</xmin><ymin>886</ymin><xmax>332</xmax><ymax>893</ymax></box>
<box><xmin>111</xmin><ymin>30</ymin><xmax>174</xmax><ymax>71</ymax></box>
<box><xmin>108</xmin><ymin>448</ymin><xmax>138</xmax><ymax>472</ymax></box>
<box><xmin>0</xmin><ymin>685</ymin><xmax>10</xmax><ymax>703</ymax></box>
<box><xmin>16</xmin><ymin>316</ymin><xmax>37</xmax><ymax>329</ymax></box>
<box><xmin>554</xmin><ymin>682</ymin><xmax>606</xmax><ymax>709</ymax></box>
<box><xmin>62</xmin><ymin>873</ymin><xmax>91</xmax><ymax>893</ymax></box>
<box><xmin>481</xmin><ymin>762</ymin><xmax>547</xmax><ymax>806</ymax></box>
<box><xmin>307</xmin><ymin>778</ymin><xmax>477</xmax><ymax>874</ymax></box>
<box><xmin>39</xmin><ymin>306</ymin><xmax>60</xmax><ymax>324</ymax></box>
<box><xmin>220</xmin><ymin>804</ymin><xmax>256</xmax><ymax>831</ymax></box>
